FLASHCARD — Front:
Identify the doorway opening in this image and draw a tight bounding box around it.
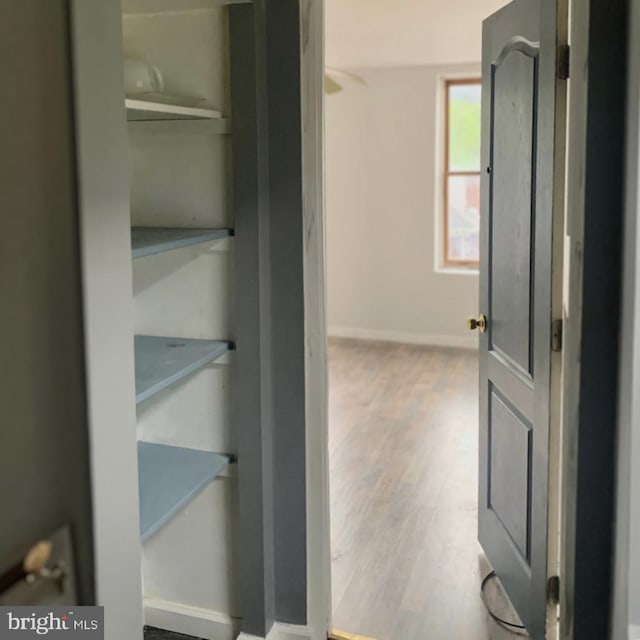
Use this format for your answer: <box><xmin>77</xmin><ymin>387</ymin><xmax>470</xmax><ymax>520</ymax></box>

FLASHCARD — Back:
<box><xmin>322</xmin><ymin>1</ymin><xmax>564</xmax><ymax>639</ymax></box>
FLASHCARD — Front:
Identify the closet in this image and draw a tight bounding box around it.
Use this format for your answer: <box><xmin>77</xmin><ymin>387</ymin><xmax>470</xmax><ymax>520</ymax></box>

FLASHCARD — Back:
<box><xmin>1</xmin><ymin>0</ymin><xmax>314</xmax><ymax>632</ymax></box>
<box><xmin>121</xmin><ymin>0</ymin><xmax>244</xmax><ymax>636</ymax></box>
<box><xmin>70</xmin><ymin>0</ymin><xmax>309</xmax><ymax>636</ymax></box>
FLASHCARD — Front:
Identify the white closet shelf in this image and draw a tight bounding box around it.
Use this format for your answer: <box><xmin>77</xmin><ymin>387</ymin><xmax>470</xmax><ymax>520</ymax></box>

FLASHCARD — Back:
<box><xmin>123</xmin><ymin>0</ymin><xmax>252</xmax><ymax>14</ymax></box>
<box><xmin>126</xmin><ymin>98</ymin><xmax>223</xmax><ymax>121</ymax></box>
<box><xmin>132</xmin><ymin>227</ymin><xmax>233</xmax><ymax>258</ymax></box>
<box><xmin>128</xmin><ymin>119</ymin><xmax>230</xmax><ymax>135</ymax></box>
<box><xmin>138</xmin><ymin>442</ymin><xmax>229</xmax><ymax>541</ymax></box>
<box><xmin>135</xmin><ymin>336</ymin><xmax>232</xmax><ymax>404</ymax></box>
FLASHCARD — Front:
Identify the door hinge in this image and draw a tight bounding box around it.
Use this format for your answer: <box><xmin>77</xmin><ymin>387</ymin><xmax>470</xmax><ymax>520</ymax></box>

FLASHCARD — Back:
<box><xmin>547</xmin><ymin>575</ymin><xmax>560</xmax><ymax>606</ymax></box>
<box><xmin>557</xmin><ymin>44</ymin><xmax>570</xmax><ymax>80</ymax></box>
<box><xmin>551</xmin><ymin>318</ymin><xmax>563</xmax><ymax>352</ymax></box>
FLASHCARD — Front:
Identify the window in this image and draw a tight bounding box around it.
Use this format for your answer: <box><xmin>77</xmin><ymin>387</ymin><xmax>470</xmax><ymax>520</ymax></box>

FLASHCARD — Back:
<box><xmin>443</xmin><ymin>78</ymin><xmax>481</xmax><ymax>267</ymax></box>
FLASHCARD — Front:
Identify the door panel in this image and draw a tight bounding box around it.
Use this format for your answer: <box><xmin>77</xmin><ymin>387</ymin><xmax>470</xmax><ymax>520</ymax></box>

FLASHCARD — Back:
<box><xmin>489</xmin><ymin>390</ymin><xmax>532</xmax><ymax>560</ymax></box>
<box><xmin>490</xmin><ymin>44</ymin><xmax>537</xmax><ymax>376</ymax></box>
<box><xmin>479</xmin><ymin>0</ymin><xmax>558</xmax><ymax>637</ymax></box>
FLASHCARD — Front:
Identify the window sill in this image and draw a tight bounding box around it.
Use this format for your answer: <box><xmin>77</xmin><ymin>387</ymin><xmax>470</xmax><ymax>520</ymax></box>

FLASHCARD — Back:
<box><xmin>435</xmin><ymin>266</ymin><xmax>480</xmax><ymax>276</ymax></box>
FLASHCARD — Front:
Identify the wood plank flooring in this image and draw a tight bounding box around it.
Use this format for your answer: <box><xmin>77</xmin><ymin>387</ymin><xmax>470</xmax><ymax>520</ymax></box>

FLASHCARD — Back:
<box><xmin>329</xmin><ymin>339</ymin><xmax>526</xmax><ymax>640</ymax></box>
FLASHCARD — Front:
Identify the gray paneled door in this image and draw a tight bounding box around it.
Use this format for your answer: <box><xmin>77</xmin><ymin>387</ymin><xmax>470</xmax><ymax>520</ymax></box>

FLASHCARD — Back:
<box><xmin>477</xmin><ymin>0</ymin><xmax>561</xmax><ymax>638</ymax></box>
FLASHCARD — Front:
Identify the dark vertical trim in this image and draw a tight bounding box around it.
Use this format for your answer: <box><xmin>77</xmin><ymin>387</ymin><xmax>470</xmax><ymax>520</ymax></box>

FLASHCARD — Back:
<box><xmin>573</xmin><ymin>0</ymin><xmax>628</xmax><ymax>637</ymax></box>
<box><xmin>229</xmin><ymin>2</ymin><xmax>275</xmax><ymax>635</ymax></box>
<box><xmin>265</xmin><ymin>0</ymin><xmax>308</xmax><ymax>625</ymax></box>
<box><xmin>230</xmin><ymin>0</ymin><xmax>309</xmax><ymax>631</ymax></box>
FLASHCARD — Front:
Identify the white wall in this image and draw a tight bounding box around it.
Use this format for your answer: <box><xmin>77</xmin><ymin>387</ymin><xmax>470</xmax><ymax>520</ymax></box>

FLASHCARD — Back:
<box><xmin>326</xmin><ymin>63</ymin><xmax>480</xmax><ymax>349</ymax></box>
<box><xmin>325</xmin><ymin>0</ymin><xmax>505</xmax><ymax>68</ymax></box>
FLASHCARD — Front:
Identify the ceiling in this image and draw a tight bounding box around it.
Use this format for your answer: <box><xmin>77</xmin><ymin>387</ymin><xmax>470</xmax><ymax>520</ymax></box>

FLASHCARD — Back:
<box><xmin>325</xmin><ymin>0</ymin><xmax>507</xmax><ymax>69</ymax></box>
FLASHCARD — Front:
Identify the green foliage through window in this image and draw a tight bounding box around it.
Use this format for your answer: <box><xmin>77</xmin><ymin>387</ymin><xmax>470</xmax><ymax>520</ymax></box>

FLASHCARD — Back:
<box><xmin>448</xmin><ymin>82</ymin><xmax>481</xmax><ymax>172</ymax></box>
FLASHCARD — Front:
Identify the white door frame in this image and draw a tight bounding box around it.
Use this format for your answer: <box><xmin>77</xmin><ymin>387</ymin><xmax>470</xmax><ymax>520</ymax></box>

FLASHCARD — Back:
<box><xmin>71</xmin><ymin>1</ymin><xmax>144</xmax><ymax>638</ymax></box>
<box><xmin>300</xmin><ymin>0</ymin><xmax>333</xmax><ymax>639</ymax></box>
<box><xmin>546</xmin><ymin>0</ymin><xmax>569</xmax><ymax>635</ymax></box>
<box><xmin>558</xmin><ymin>0</ymin><xmax>588</xmax><ymax>634</ymax></box>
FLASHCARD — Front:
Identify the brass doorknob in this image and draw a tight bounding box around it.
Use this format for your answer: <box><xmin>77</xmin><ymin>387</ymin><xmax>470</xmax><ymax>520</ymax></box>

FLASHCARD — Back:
<box><xmin>23</xmin><ymin>542</ymin><xmax>52</xmax><ymax>575</ymax></box>
<box><xmin>467</xmin><ymin>314</ymin><xmax>487</xmax><ymax>333</ymax></box>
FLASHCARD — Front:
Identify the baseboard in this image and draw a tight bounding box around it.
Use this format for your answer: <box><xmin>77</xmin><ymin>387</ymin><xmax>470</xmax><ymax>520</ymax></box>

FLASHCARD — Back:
<box><xmin>238</xmin><ymin>623</ymin><xmax>313</xmax><ymax>640</ymax></box>
<box><xmin>144</xmin><ymin>597</ymin><xmax>240</xmax><ymax>640</ymax></box>
<box><xmin>328</xmin><ymin>326</ymin><xmax>478</xmax><ymax>350</ymax></box>
<box><xmin>270</xmin><ymin>623</ymin><xmax>314</xmax><ymax>640</ymax></box>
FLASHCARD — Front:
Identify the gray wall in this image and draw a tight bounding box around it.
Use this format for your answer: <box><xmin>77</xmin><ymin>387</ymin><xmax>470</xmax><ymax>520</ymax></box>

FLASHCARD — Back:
<box><xmin>0</xmin><ymin>0</ymin><xmax>94</xmax><ymax>603</ymax></box>
<box><xmin>230</xmin><ymin>1</ymin><xmax>276</xmax><ymax>634</ymax></box>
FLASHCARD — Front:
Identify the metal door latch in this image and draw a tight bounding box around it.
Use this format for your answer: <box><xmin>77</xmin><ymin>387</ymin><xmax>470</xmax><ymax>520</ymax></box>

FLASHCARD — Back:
<box><xmin>547</xmin><ymin>575</ymin><xmax>560</xmax><ymax>605</ymax></box>
<box><xmin>557</xmin><ymin>44</ymin><xmax>570</xmax><ymax>80</ymax></box>
<box><xmin>551</xmin><ymin>318</ymin><xmax>563</xmax><ymax>352</ymax></box>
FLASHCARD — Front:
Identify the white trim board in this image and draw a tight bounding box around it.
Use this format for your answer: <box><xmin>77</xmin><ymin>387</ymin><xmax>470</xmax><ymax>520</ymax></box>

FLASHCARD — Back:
<box><xmin>144</xmin><ymin>598</ymin><xmax>239</xmax><ymax>640</ymax></box>
<box><xmin>328</xmin><ymin>326</ymin><xmax>478</xmax><ymax>350</ymax></box>
<box><xmin>238</xmin><ymin>623</ymin><xmax>313</xmax><ymax>640</ymax></box>
<box><xmin>300</xmin><ymin>1</ymin><xmax>333</xmax><ymax>640</ymax></box>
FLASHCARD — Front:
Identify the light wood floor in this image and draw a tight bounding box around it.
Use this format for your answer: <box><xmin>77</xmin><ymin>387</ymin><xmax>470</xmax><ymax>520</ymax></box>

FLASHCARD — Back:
<box><xmin>329</xmin><ymin>339</ymin><xmax>526</xmax><ymax>640</ymax></box>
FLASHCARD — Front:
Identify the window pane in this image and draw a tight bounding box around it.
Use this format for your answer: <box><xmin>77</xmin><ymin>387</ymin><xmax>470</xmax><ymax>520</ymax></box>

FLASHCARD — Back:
<box><xmin>448</xmin><ymin>83</ymin><xmax>481</xmax><ymax>171</ymax></box>
<box><xmin>447</xmin><ymin>174</ymin><xmax>480</xmax><ymax>263</ymax></box>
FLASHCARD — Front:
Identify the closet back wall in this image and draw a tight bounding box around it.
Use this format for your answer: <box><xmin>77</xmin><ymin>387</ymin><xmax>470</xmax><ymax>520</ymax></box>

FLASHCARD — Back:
<box><xmin>325</xmin><ymin>64</ymin><xmax>480</xmax><ymax>349</ymax></box>
<box><xmin>123</xmin><ymin>4</ymin><xmax>238</xmax><ymax>632</ymax></box>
